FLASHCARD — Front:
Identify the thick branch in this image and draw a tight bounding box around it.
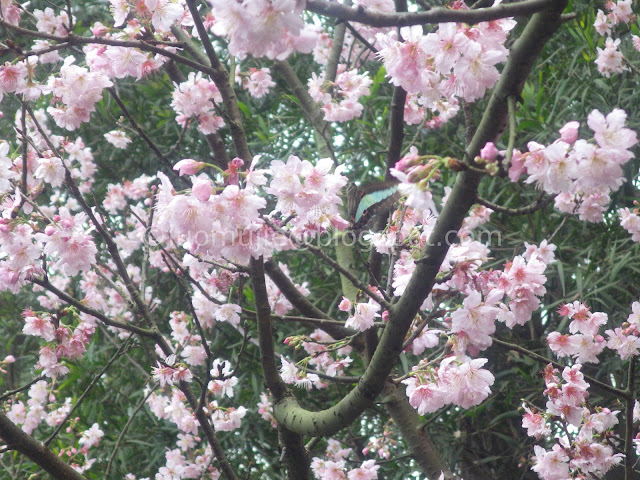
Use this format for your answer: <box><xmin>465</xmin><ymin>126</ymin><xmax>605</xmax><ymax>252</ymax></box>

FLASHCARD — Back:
<box><xmin>272</xmin><ymin>1</ymin><xmax>568</xmax><ymax>437</ymax></box>
<box><xmin>250</xmin><ymin>257</ymin><xmax>312</xmax><ymax>479</ymax></box>
<box><xmin>250</xmin><ymin>257</ymin><xmax>290</xmax><ymax>400</ymax></box>
<box><xmin>624</xmin><ymin>358</ymin><xmax>636</xmax><ymax>480</ymax></box>
<box><xmin>386</xmin><ymin>86</ymin><xmax>407</xmax><ymax>176</ymax></box>
<box><xmin>383</xmin><ymin>383</ymin><xmax>454</xmax><ymax>480</ymax></box>
<box><xmin>0</xmin><ymin>412</ymin><xmax>88</xmax><ymax>480</ymax></box>
<box><xmin>306</xmin><ymin>0</ymin><xmax>556</xmax><ymax>27</ymax></box>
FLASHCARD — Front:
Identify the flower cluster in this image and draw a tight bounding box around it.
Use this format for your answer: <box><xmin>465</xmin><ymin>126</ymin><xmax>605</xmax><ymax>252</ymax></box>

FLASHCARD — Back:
<box><xmin>84</xmin><ymin>19</ymin><xmax>166</xmax><ymax>81</ymax></box>
<box><xmin>171</xmin><ymin>72</ymin><xmax>226</xmax><ymax>135</ymax></box>
<box><xmin>266</xmin><ymin>155</ymin><xmax>349</xmax><ymax>234</ymax></box>
<box><xmin>340</xmin><ymin>295</ymin><xmax>382</xmax><ymax>332</ymax></box>
<box><xmin>619</xmin><ymin>206</ymin><xmax>640</xmax><ymax>242</ymax></box>
<box><xmin>108</xmin><ymin>0</ymin><xmax>184</xmax><ymax>31</ymax></box>
<box><xmin>402</xmin><ymin>355</ymin><xmax>495</xmax><ymax>414</ymax></box>
<box><xmin>376</xmin><ymin>8</ymin><xmax>515</xmax><ymax>109</ymax></box>
<box><xmin>526</xmin><ymin>364</ymin><xmax>623</xmax><ymax>480</ymax></box>
<box><xmin>389</xmin><ymin>147</ymin><xmax>442</xmax><ymax>213</ymax></box>
<box><xmin>548</xmin><ymin>300</ymin><xmax>640</xmax><ymax>364</ymax></box>
<box><xmin>154</xmin><ymin>161</ymin><xmax>270</xmax><ymax>264</ymax></box>
<box><xmin>300</xmin><ymin>329</ymin><xmax>353</xmax><ymax>378</ymax></box>
<box><xmin>509</xmin><ymin>109</ymin><xmax>638</xmax><ymax>222</ymax></box>
<box><xmin>308</xmin><ymin>66</ymin><xmax>372</xmax><ymax>122</ymax></box>
<box><xmin>311</xmin><ymin>440</ymin><xmax>380</xmax><ymax>480</ymax></box>
<box><xmin>238</xmin><ymin>67</ymin><xmax>276</xmax><ymax>99</ymax></box>
<box><xmin>593</xmin><ymin>0</ymin><xmax>636</xmax><ymax>76</ymax></box>
<box><xmin>209</xmin><ymin>0</ymin><xmax>317</xmax><ymax>60</ymax></box>
<box><xmin>47</xmin><ymin>57</ymin><xmax>113</xmax><ymax>131</ymax></box>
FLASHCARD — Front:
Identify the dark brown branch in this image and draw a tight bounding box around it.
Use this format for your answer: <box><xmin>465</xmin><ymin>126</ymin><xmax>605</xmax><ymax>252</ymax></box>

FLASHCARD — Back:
<box><xmin>179</xmin><ymin>382</ymin><xmax>239</xmax><ymax>480</ymax></box>
<box><xmin>107</xmin><ymin>87</ymin><xmax>183</xmax><ymax>179</ymax></box>
<box><xmin>344</xmin><ymin>22</ymin><xmax>378</xmax><ymax>54</ymax></box>
<box><xmin>0</xmin><ymin>412</ymin><xmax>88</xmax><ymax>480</ymax></box>
<box><xmin>264</xmin><ymin>260</ymin><xmax>355</xmax><ymax>341</ymax></box>
<box><xmin>31</xmin><ymin>277</ymin><xmax>155</xmax><ymax>337</ymax></box>
<box><xmin>386</xmin><ymin>87</ymin><xmax>407</xmax><ymax>176</ymax></box>
<box><xmin>0</xmin><ymin>22</ymin><xmax>211</xmax><ymax>73</ymax></box>
<box><xmin>250</xmin><ymin>258</ymin><xmax>290</xmax><ymax>400</ymax></box>
<box><xmin>250</xmin><ymin>257</ymin><xmax>312</xmax><ymax>479</ymax></box>
<box><xmin>263</xmin><ymin>218</ymin><xmax>390</xmax><ymax>308</ymax></box>
<box><xmin>306</xmin><ymin>0</ymin><xmax>556</xmax><ymax>27</ymax></box>
<box><xmin>0</xmin><ymin>376</ymin><xmax>45</xmax><ymax>403</ymax></box>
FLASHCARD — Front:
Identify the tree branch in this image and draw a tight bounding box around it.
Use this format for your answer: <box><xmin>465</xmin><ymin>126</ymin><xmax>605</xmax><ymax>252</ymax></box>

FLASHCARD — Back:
<box><xmin>0</xmin><ymin>412</ymin><xmax>88</xmax><ymax>480</ymax></box>
<box><xmin>272</xmin><ymin>0</ymin><xmax>568</xmax><ymax>437</ymax></box>
<box><xmin>306</xmin><ymin>0</ymin><xmax>556</xmax><ymax>27</ymax></box>
<box><xmin>250</xmin><ymin>257</ymin><xmax>311</xmax><ymax>479</ymax></box>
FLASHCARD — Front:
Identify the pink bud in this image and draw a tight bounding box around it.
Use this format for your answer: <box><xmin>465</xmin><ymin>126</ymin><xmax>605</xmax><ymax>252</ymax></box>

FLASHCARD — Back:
<box><xmin>3</xmin><ymin>355</ymin><xmax>15</xmax><ymax>363</ymax></box>
<box><xmin>394</xmin><ymin>153</ymin><xmax>421</xmax><ymax>172</ymax></box>
<box><xmin>45</xmin><ymin>225</ymin><xmax>56</xmax><ymax>236</ymax></box>
<box><xmin>53</xmin><ymin>215</ymin><xmax>61</xmax><ymax>222</ymax></box>
<box><xmin>407</xmin><ymin>164</ymin><xmax>432</xmax><ymax>183</ymax></box>
<box><xmin>338</xmin><ymin>297</ymin><xmax>351</xmax><ymax>311</ymax></box>
<box><xmin>559</xmin><ymin>121</ymin><xmax>579</xmax><ymax>144</ymax></box>
<box><xmin>229</xmin><ymin>157</ymin><xmax>244</xmax><ymax>170</ymax></box>
<box><xmin>480</xmin><ymin>142</ymin><xmax>498</xmax><ymax>161</ymax></box>
<box><xmin>192</xmin><ymin>179</ymin><xmax>212</xmax><ymax>202</ymax></box>
<box><xmin>173</xmin><ymin>159</ymin><xmax>205</xmax><ymax>176</ymax></box>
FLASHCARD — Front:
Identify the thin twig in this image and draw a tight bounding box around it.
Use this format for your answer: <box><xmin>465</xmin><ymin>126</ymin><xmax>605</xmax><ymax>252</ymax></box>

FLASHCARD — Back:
<box><xmin>0</xmin><ymin>376</ymin><xmax>46</xmax><ymax>403</ymax></box>
<box><xmin>104</xmin><ymin>384</ymin><xmax>156</xmax><ymax>480</ymax></box>
<box><xmin>475</xmin><ymin>193</ymin><xmax>552</xmax><ymax>216</ymax></box>
<box><xmin>492</xmin><ymin>338</ymin><xmax>631</xmax><ymax>400</ymax></box>
<box><xmin>44</xmin><ymin>336</ymin><xmax>134</xmax><ymax>447</ymax></box>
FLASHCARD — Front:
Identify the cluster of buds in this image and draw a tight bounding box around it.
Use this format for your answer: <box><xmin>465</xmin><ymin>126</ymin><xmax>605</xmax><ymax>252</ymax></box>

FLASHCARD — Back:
<box><xmin>283</xmin><ymin>335</ymin><xmax>307</xmax><ymax>350</ymax></box>
<box><xmin>476</xmin><ymin>141</ymin><xmax>503</xmax><ymax>176</ymax></box>
<box><xmin>391</xmin><ymin>146</ymin><xmax>464</xmax><ymax>211</ymax></box>
<box><xmin>394</xmin><ymin>149</ymin><xmax>443</xmax><ymax>192</ymax></box>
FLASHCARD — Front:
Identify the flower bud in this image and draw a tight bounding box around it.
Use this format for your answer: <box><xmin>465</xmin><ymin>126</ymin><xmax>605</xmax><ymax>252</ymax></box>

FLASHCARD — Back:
<box><xmin>480</xmin><ymin>142</ymin><xmax>498</xmax><ymax>162</ymax></box>
<box><xmin>559</xmin><ymin>121</ymin><xmax>579</xmax><ymax>144</ymax></box>
<box><xmin>173</xmin><ymin>159</ymin><xmax>205</xmax><ymax>176</ymax></box>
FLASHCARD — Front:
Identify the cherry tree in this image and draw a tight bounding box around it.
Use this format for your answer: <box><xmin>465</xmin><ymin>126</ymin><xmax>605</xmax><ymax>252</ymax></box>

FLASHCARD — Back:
<box><xmin>0</xmin><ymin>0</ymin><xmax>639</xmax><ymax>479</ymax></box>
